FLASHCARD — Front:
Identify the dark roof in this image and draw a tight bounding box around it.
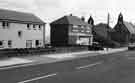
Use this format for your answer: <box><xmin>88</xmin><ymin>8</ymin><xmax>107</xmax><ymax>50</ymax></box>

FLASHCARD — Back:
<box><xmin>123</xmin><ymin>22</ymin><xmax>135</xmax><ymax>34</ymax></box>
<box><xmin>0</xmin><ymin>9</ymin><xmax>45</xmax><ymax>24</ymax></box>
<box><xmin>51</xmin><ymin>15</ymin><xmax>90</xmax><ymax>26</ymax></box>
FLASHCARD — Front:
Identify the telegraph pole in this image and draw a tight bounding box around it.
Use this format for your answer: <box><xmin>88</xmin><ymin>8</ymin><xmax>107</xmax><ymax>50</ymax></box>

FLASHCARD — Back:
<box><xmin>107</xmin><ymin>13</ymin><xmax>110</xmax><ymax>28</ymax></box>
<box><xmin>106</xmin><ymin>13</ymin><xmax>110</xmax><ymax>50</ymax></box>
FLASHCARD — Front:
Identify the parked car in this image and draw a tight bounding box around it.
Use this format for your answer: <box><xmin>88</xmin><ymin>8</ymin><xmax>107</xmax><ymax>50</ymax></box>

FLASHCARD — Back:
<box><xmin>128</xmin><ymin>43</ymin><xmax>135</xmax><ymax>50</ymax></box>
<box><xmin>88</xmin><ymin>42</ymin><xmax>104</xmax><ymax>50</ymax></box>
<box><xmin>45</xmin><ymin>44</ymin><xmax>53</xmax><ymax>48</ymax></box>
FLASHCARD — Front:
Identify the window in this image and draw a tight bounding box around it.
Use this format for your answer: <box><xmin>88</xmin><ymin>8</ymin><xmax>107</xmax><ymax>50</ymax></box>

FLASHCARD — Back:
<box><xmin>18</xmin><ymin>31</ymin><xmax>22</xmax><ymax>38</ymax></box>
<box><xmin>81</xmin><ymin>25</ymin><xmax>84</xmax><ymax>28</ymax></box>
<box><xmin>86</xmin><ymin>30</ymin><xmax>90</xmax><ymax>33</ymax></box>
<box><xmin>26</xmin><ymin>40</ymin><xmax>32</xmax><ymax>48</ymax></box>
<box><xmin>33</xmin><ymin>24</ymin><xmax>36</xmax><ymax>30</ymax></box>
<box><xmin>7</xmin><ymin>22</ymin><xmax>9</xmax><ymax>27</ymax></box>
<box><xmin>35</xmin><ymin>40</ymin><xmax>42</xmax><ymax>47</ymax></box>
<box><xmin>78</xmin><ymin>25</ymin><xmax>82</xmax><ymax>28</ymax></box>
<box><xmin>2</xmin><ymin>22</ymin><xmax>6</xmax><ymax>27</ymax></box>
<box><xmin>73</xmin><ymin>25</ymin><xmax>78</xmax><ymax>28</ymax></box>
<box><xmin>39</xmin><ymin>40</ymin><xmax>42</xmax><ymax>47</ymax></box>
<box><xmin>81</xmin><ymin>30</ymin><xmax>84</xmax><ymax>32</ymax></box>
<box><xmin>86</xmin><ymin>26</ymin><xmax>90</xmax><ymax>29</ymax></box>
<box><xmin>2</xmin><ymin>21</ymin><xmax>9</xmax><ymax>28</ymax></box>
<box><xmin>0</xmin><ymin>41</ymin><xmax>3</xmax><ymax>48</ymax></box>
<box><xmin>72</xmin><ymin>29</ymin><xmax>79</xmax><ymax>32</ymax></box>
<box><xmin>39</xmin><ymin>25</ymin><xmax>42</xmax><ymax>30</ymax></box>
<box><xmin>76</xmin><ymin>37</ymin><xmax>89</xmax><ymax>45</ymax></box>
<box><xmin>8</xmin><ymin>40</ymin><xmax>12</xmax><ymax>48</ymax></box>
<box><xmin>35</xmin><ymin>40</ymin><xmax>39</xmax><ymax>47</ymax></box>
<box><xmin>27</xmin><ymin>24</ymin><xmax>30</xmax><ymax>30</ymax></box>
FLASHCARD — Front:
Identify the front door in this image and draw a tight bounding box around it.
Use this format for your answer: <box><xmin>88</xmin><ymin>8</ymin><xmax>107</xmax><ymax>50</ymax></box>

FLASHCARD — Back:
<box><xmin>35</xmin><ymin>40</ymin><xmax>39</xmax><ymax>47</ymax></box>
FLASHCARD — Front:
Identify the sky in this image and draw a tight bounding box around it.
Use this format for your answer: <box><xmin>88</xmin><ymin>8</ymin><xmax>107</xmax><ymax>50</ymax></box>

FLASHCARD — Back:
<box><xmin>0</xmin><ymin>0</ymin><xmax>135</xmax><ymax>37</ymax></box>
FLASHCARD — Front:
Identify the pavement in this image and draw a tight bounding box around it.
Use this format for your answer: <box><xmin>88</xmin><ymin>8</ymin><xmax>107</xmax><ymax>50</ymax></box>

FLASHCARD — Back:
<box><xmin>0</xmin><ymin>47</ymin><xmax>131</xmax><ymax>83</ymax></box>
<box><xmin>0</xmin><ymin>47</ymin><xmax>128</xmax><ymax>68</ymax></box>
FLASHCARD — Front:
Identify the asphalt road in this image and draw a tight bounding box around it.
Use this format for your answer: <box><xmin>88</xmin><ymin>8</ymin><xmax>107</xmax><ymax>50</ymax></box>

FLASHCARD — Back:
<box><xmin>0</xmin><ymin>50</ymin><xmax>135</xmax><ymax>83</ymax></box>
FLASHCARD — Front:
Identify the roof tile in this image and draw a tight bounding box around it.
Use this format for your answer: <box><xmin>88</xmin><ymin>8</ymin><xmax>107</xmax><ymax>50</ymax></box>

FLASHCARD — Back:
<box><xmin>51</xmin><ymin>15</ymin><xmax>90</xmax><ymax>26</ymax></box>
<box><xmin>0</xmin><ymin>9</ymin><xmax>45</xmax><ymax>24</ymax></box>
<box><xmin>124</xmin><ymin>22</ymin><xmax>135</xmax><ymax>34</ymax></box>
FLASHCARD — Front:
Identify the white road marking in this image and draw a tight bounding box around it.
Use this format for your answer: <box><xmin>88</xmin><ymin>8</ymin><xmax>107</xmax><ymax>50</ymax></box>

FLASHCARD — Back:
<box><xmin>0</xmin><ymin>62</ymin><xmax>35</xmax><ymax>70</ymax></box>
<box><xmin>76</xmin><ymin>61</ymin><xmax>103</xmax><ymax>69</ymax></box>
<box><xmin>18</xmin><ymin>73</ymin><xmax>57</xmax><ymax>83</ymax></box>
<box><xmin>127</xmin><ymin>57</ymin><xmax>135</xmax><ymax>59</ymax></box>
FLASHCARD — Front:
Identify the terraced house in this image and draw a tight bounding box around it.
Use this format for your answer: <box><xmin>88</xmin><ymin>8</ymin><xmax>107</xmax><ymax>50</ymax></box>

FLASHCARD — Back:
<box><xmin>0</xmin><ymin>9</ymin><xmax>45</xmax><ymax>49</ymax></box>
<box><xmin>50</xmin><ymin>14</ymin><xmax>93</xmax><ymax>46</ymax></box>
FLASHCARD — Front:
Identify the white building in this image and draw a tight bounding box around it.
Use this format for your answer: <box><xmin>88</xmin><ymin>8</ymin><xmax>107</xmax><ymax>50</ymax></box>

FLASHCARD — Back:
<box><xmin>0</xmin><ymin>9</ymin><xmax>46</xmax><ymax>49</ymax></box>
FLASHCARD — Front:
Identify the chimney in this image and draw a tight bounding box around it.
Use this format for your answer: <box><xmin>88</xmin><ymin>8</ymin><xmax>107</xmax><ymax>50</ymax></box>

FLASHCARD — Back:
<box><xmin>70</xmin><ymin>14</ymin><xmax>73</xmax><ymax>16</ymax></box>
<box><xmin>81</xmin><ymin>16</ymin><xmax>85</xmax><ymax>22</ymax></box>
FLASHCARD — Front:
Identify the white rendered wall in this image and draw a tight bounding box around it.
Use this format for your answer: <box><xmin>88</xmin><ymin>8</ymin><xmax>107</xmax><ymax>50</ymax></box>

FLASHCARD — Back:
<box><xmin>0</xmin><ymin>22</ymin><xmax>44</xmax><ymax>48</ymax></box>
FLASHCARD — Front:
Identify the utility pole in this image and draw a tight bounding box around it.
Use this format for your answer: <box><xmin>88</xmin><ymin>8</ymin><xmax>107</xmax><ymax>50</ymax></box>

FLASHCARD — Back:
<box><xmin>106</xmin><ymin>13</ymin><xmax>110</xmax><ymax>50</ymax></box>
<box><xmin>107</xmin><ymin>13</ymin><xmax>110</xmax><ymax>28</ymax></box>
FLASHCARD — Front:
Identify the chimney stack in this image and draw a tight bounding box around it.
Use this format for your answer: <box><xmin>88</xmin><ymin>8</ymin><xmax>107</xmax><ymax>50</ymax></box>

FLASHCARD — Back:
<box><xmin>81</xmin><ymin>16</ymin><xmax>85</xmax><ymax>22</ymax></box>
<box><xmin>70</xmin><ymin>14</ymin><xmax>73</xmax><ymax>16</ymax></box>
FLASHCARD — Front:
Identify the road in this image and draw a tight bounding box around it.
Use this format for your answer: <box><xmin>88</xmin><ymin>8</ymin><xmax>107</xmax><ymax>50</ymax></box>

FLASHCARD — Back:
<box><xmin>0</xmin><ymin>50</ymin><xmax>135</xmax><ymax>83</ymax></box>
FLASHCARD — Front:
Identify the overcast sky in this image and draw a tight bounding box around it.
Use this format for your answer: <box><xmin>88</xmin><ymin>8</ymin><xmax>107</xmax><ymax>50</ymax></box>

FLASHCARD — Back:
<box><xmin>0</xmin><ymin>0</ymin><xmax>135</xmax><ymax>36</ymax></box>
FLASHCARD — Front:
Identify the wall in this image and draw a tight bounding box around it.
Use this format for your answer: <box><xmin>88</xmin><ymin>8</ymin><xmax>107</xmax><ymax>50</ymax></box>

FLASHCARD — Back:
<box><xmin>50</xmin><ymin>24</ymin><xmax>68</xmax><ymax>46</ymax></box>
<box><xmin>111</xmin><ymin>23</ymin><xmax>130</xmax><ymax>45</ymax></box>
<box><xmin>0</xmin><ymin>22</ymin><xmax>44</xmax><ymax>48</ymax></box>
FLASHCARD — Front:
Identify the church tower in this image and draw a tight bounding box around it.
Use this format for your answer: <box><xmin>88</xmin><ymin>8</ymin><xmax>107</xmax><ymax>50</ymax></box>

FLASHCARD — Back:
<box><xmin>118</xmin><ymin>13</ymin><xmax>123</xmax><ymax>24</ymax></box>
<box><xmin>88</xmin><ymin>15</ymin><xmax>94</xmax><ymax>26</ymax></box>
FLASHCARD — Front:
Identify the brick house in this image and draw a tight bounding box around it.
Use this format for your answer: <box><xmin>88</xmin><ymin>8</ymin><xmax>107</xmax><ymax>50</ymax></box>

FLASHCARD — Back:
<box><xmin>50</xmin><ymin>14</ymin><xmax>93</xmax><ymax>46</ymax></box>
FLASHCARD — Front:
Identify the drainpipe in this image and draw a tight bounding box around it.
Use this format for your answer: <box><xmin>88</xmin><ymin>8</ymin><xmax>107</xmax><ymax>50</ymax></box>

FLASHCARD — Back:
<box><xmin>43</xmin><ymin>23</ymin><xmax>46</xmax><ymax>48</ymax></box>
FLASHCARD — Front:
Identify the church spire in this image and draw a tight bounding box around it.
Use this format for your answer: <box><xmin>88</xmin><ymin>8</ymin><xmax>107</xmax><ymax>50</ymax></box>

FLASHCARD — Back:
<box><xmin>118</xmin><ymin>12</ymin><xmax>123</xmax><ymax>24</ymax></box>
<box><xmin>88</xmin><ymin>15</ymin><xmax>94</xmax><ymax>26</ymax></box>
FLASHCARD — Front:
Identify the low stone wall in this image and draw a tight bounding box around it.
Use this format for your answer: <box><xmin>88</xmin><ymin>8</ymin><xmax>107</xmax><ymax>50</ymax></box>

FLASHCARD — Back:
<box><xmin>0</xmin><ymin>48</ymin><xmax>56</xmax><ymax>58</ymax></box>
<box><xmin>0</xmin><ymin>46</ymin><xmax>89</xmax><ymax>58</ymax></box>
<box><xmin>54</xmin><ymin>46</ymin><xmax>89</xmax><ymax>53</ymax></box>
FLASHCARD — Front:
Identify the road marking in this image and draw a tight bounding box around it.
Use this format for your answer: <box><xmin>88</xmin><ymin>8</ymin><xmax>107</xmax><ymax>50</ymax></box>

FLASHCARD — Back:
<box><xmin>76</xmin><ymin>61</ymin><xmax>103</xmax><ymax>69</ymax></box>
<box><xmin>0</xmin><ymin>62</ymin><xmax>36</xmax><ymax>70</ymax></box>
<box><xmin>18</xmin><ymin>73</ymin><xmax>57</xmax><ymax>83</ymax></box>
<box><xmin>127</xmin><ymin>57</ymin><xmax>135</xmax><ymax>59</ymax></box>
